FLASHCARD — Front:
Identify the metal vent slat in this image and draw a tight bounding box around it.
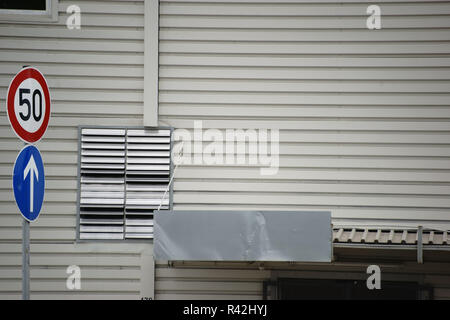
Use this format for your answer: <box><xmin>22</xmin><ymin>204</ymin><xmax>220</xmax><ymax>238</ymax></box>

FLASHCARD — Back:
<box><xmin>82</xmin><ymin>157</ymin><xmax>125</xmax><ymax>164</ymax></box>
<box><xmin>82</xmin><ymin>128</ymin><xmax>125</xmax><ymax>136</ymax></box>
<box><xmin>127</xmin><ymin>184</ymin><xmax>168</xmax><ymax>192</ymax></box>
<box><xmin>127</xmin><ymin>129</ymin><xmax>171</xmax><ymax>137</ymax></box>
<box><xmin>127</xmin><ymin>158</ymin><xmax>170</xmax><ymax>164</ymax></box>
<box><xmin>81</xmin><ymin>177</ymin><xmax>124</xmax><ymax>184</ymax></box>
<box><xmin>127</xmin><ymin>150</ymin><xmax>170</xmax><ymax>157</ymax></box>
<box><xmin>81</xmin><ymin>143</ymin><xmax>125</xmax><ymax>150</ymax></box>
<box><xmin>127</xmin><ymin>137</ymin><xmax>171</xmax><ymax>144</ymax></box>
<box><xmin>80</xmin><ymin>209</ymin><xmax>124</xmax><ymax>216</ymax></box>
<box><xmin>80</xmin><ymin>218</ymin><xmax>124</xmax><ymax>225</ymax></box>
<box><xmin>81</xmin><ymin>150</ymin><xmax>125</xmax><ymax>157</ymax></box>
<box><xmin>80</xmin><ymin>233</ymin><xmax>123</xmax><ymax>240</ymax></box>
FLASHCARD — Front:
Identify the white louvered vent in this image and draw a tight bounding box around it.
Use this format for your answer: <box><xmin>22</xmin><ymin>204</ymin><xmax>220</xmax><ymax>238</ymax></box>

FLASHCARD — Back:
<box><xmin>79</xmin><ymin>128</ymin><xmax>172</xmax><ymax>240</ymax></box>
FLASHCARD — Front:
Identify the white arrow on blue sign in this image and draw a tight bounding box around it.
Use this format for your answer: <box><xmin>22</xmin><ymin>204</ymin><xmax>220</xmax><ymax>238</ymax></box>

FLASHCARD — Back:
<box><xmin>13</xmin><ymin>145</ymin><xmax>45</xmax><ymax>222</ymax></box>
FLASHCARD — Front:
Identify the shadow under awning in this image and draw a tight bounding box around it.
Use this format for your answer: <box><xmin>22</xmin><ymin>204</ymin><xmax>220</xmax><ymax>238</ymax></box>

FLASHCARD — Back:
<box><xmin>153</xmin><ymin>210</ymin><xmax>332</xmax><ymax>262</ymax></box>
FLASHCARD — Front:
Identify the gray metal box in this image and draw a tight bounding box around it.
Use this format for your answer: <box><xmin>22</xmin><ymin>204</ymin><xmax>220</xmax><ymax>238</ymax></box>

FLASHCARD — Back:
<box><xmin>154</xmin><ymin>210</ymin><xmax>332</xmax><ymax>262</ymax></box>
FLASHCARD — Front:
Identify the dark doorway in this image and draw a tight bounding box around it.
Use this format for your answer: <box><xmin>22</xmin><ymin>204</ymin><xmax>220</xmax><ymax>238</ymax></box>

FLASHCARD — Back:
<box><xmin>277</xmin><ymin>278</ymin><xmax>430</xmax><ymax>300</ymax></box>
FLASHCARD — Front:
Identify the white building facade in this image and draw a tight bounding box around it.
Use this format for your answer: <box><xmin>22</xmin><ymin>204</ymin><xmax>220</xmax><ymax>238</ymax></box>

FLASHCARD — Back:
<box><xmin>0</xmin><ymin>0</ymin><xmax>450</xmax><ymax>299</ymax></box>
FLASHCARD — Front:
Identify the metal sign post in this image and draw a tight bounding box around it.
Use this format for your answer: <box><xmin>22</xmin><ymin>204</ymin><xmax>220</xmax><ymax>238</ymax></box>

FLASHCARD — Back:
<box><xmin>6</xmin><ymin>66</ymin><xmax>51</xmax><ymax>300</ymax></box>
<box><xmin>22</xmin><ymin>218</ymin><xmax>30</xmax><ymax>300</ymax></box>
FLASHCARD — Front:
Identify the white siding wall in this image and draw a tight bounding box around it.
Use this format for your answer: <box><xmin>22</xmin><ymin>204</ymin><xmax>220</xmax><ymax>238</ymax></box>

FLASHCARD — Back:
<box><xmin>159</xmin><ymin>0</ymin><xmax>450</xmax><ymax>230</ymax></box>
<box><xmin>155</xmin><ymin>263</ymin><xmax>269</xmax><ymax>299</ymax></box>
<box><xmin>0</xmin><ymin>0</ymin><xmax>154</xmax><ymax>299</ymax></box>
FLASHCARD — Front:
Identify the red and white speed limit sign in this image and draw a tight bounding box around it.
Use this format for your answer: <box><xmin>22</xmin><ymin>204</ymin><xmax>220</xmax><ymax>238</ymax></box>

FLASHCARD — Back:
<box><xmin>6</xmin><ymin>67</ymin><xmax>51</xmax><ymax>143</ymax></box>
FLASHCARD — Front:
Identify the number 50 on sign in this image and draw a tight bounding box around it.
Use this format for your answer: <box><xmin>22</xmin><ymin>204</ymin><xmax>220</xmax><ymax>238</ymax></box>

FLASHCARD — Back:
<box><xmin>6</xmin><ymin>67</ymin><xmax>51</xmax><ymax>143</ymax></box>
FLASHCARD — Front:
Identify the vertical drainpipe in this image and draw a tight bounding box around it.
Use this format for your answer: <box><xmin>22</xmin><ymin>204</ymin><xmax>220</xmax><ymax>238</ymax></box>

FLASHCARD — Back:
<box><xmin>331</xmin><ymin>223</ymin><xmax>335</xmax><ymax>262</ymax></box>
<box><xmin>417</xmin><ymin>226</ymin><xmax>423</xmax><ymax>264</ymax></box>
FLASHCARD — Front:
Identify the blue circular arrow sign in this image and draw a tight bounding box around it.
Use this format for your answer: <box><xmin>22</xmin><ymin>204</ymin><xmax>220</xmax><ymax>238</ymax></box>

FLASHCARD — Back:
<box><xmin>13</xmin><ymin>145</ymin><xmax>45</xmax><ymax>222</ymax></box>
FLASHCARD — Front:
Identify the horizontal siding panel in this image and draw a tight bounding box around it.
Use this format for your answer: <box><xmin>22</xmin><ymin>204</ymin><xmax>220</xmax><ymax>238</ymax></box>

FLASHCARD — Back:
<box><xmin>173</xmin><ymin>192</ymin><xmax>450</xmax><ymax>208</ymax></box>
<box><xmin>33</xmin><ymin>267</ymin><xmax>140</xmax><ymax>279</ymax></box>
<box><xmin>31</xmin><ymin>254</ymin><xmax>141</xmax><ymax>267</ymax></box>
<box><xmin>0</xmin><ymin>128</ymin><xmax>78</xmax><ymax>140</ymax></box>
<box><xmin>58</xmin><ymin>1</ymin><xmax>144</xmax><ymax>15</ymax></box>
<box><xmin>156</xmin><ymin>267</ymin><xmax>270</xmax><ymax>280</ymax></box>
<box><xmin>30</xmin><ymin>293</ymin><xmax>139</xmax><ymax>300</ymax></box>
<box><xmin>0</xmin><ymin>280</ymin><xmax>20</xmax><ymax>291</ymax></box>
<box><xmin>169</xmin><ymin>129</ymin><xmax>450</xmax><ymax>144</ymax></box>
<box><xmin>39</xmin><ymin>13</ymin><xmax>144</xmax><ymax>27</ymax></box>
<box><xmin>0</xmin><ymin>164</ymin><xmax>77</xmax><ymax>176</ymax></box>
<box><xmin>180</xmin><ymin>157</ymin><xmax>450</xmax><ymax>170</ymax></box>
<box><xmin>159</xmin><ymin>79</ymin><xmax>450</xmax><ymax>93</ymax></box>
<box><xmin>0</xmin><ymin>88</ymin><xmax>143</xmax><ymax>102</ymax></box>
<box><xmin>0</xmin><ymin>63</ymin><xmax>144</xmax><ymax>77</ymax></box>
<box><xmin>160</xmin><ymin>55</ymin><xmax>450</xmax><ymax>68</ymax></box>
<box><xmin>30</xmin><ymin>280</ymin><xmax>139</xmax><ymax>292</ymax></box>
<box><xmin>0</xmin><ymin>204</ymin><xmax>76</xmax><ymax>215</ymax></box>
<box><xmin>0</xmin><ymin>25</ymin><xmax>143</xmax><ymax>40</ymax></box>
<box><xmin>160</xmin><ymin>92</ymin><xmax>450</xmax><ymax>106</ymax></box>
<box><xmin>160</xmin><ymin>105</ymin><xmax>450</xmax><ymax>118</ymax></box>
<box><xmin>0</xmin><ymin>294</ymin><xmax>21</xmax><ymax>300</ymax></box>
<box><xmin>162</xmin><ymin>118</ymin><xmax>450</xmax><ymax>131</ymax></box>
<box><xmin>0</xmin><ymin>254</ymin><xmax>22</xmax><ymax>266</ymax></box>
<box><xmin>160</xmin><ymin>3</ymin><xmax>450</xmax><ymax>16</ymax></box>
<box><xmin>0</xmin><ymin>115</ymin><xmax>144</xmax><ymax>127</ymax></box>
<box><xmin>156</xmin><ymin>280</ymin><xmax>261</xmax><ymax>292</ymax></box>
<box><xmin>0</xmin><ymin>51</ymin><xmax>143</xmax><ymax>65</ymax></box>
<box><xmin>0</xmin><ymin>76</ymin><xmax>143</xmax><ymax>90</ymax></box>
<box><xmin>0</xmin><ymin>191</ymin><xmax>76</xmax><ymax>202</ymax></box>
<box><xmin>173</xmin><ymin>145</ymin><xmax>450</xmax><ymax>157</ymax></box>
<box><xmin>172</xmin><ymin>205</ymin><xmax>450</xmax><ymax>222</ymax></box>
<box><xmin>2</xmin><ymin>102</ymin><xmax>143</xmax><ymax>116</ymax></box>
<box><xmin>0</xmin><ymin>268</ymin><xmax>20</xmax><ymax>278</ymax></box>
<box><xmin>174</xmin><ymin>167</ymin><xmax>450</xmax><ymax>182</ymax></box>
<box><xmin>46</xmin><ymin>88</ymin><xmax>142</xmax><ymax>102</ymax></box>
<box><xmin>174</xmin><ymin>181</ymin><xmax>450</xmax><ymax>195</ymax></box>
<box><xmin>160</xmin><ymin>16</ymin><xmax>450</xmax><ymax>29</ymax></box>
<box><xmin>0</xmin><ymin>152</ymin><xmax>77</xmax><ymax>165</ymax></box>
<box><xmin>160</xmin><ymin>66</ymin><xmax>450</xmax><ymax>80</ymax></box>
<box><xmin>160</xmin><ymin>41</ymin><xmax>450</xmax><ymax>55</ymax></box>
<box><xmin>161</xmin><ymin>29</ymin><xmax>450</xmax><ymax>42</ymax></box>
<box><xmin>0</xmin><ymin>215</ymin><xmax>74</xmax><ymax>228</ymax></box>
<box><xmin>0</xmin><ymin>38</ymin><xmax>144</xmax><ymax>53</ymax></box>
<box><xmin>0</xmin><ymin>243</ymin><xmax>149</xmax><ymax>254</ymax></box>
<box><xmin>0</xmin><ymin>228</ymin><xmax>76</xmax><ymax>241</ymax></box>
<box><xmin>0</xmin><ymin>114</ymin><xmax>143</xmax><ymax>127</ymax></box>
<box><xmin>156</xmin><ymin>293</ymin><xmax>261</xmax><ymax>300</ymax></box>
